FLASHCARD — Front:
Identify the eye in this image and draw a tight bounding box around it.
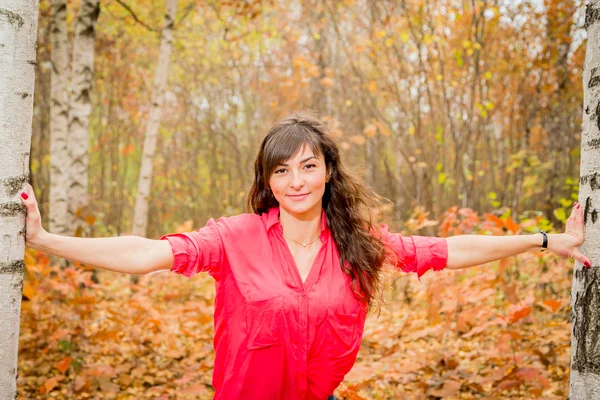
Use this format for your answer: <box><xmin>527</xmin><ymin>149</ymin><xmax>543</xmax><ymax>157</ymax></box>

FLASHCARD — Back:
<box><xmin>274</xmin><ymin>168</ymin><xmax>286</xmax><ymax>174</ymax></box>
<box><xmin>304</xmin><ymin>163</ymin><xmax>317</xmax><ymax>169</ymax></box>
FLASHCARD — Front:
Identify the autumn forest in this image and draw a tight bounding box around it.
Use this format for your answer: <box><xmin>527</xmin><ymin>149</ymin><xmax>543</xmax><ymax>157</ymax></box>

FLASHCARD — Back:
<box><xmin>5</xmin><ymin>0</ymin><xmax>597</xmax><ymax>398</ymax></box>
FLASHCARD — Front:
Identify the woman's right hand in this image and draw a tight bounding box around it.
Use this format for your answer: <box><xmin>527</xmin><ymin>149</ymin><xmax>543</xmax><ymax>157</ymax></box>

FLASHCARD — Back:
<box><xmin>20</xmin><ymin>184</ymin><xmax>47</xmax><ymax>248</ymax></box>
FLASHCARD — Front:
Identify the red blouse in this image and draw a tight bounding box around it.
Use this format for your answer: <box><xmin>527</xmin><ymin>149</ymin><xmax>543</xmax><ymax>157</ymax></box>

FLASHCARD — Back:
<box><xmin>160</xmin><ymin>207</ymin><xmax>447</xmax><ymax>400</ymax></box>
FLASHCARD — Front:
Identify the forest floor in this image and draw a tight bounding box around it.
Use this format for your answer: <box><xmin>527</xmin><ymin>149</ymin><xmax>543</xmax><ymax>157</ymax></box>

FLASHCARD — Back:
<box><xmin>17</xmin><ymin>242</ymin><xmax>572</xmax><ymax>399</ymax></box>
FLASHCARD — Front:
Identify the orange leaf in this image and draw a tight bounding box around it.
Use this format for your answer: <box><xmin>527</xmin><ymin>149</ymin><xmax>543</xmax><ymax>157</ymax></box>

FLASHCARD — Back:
<box><xmin>508</xmin><ymin>305</ymin><xmax>532</xmax><ymax>323</ymax></box>
<box><xmin>41</xmin><ymin>375</ymin><xmax>63</xmax><ymax>394</ymax></box>
<box><xmin>363</xmin><ymin>124</ymin><xmax>377</xmax><ymax>138</ymax></box>
<box><xmin>375</xmin><ymin>121</ymin><xmax>391</xmax><ymax>137</ymax></box>
<box><xmin>485</xmin><ymin>213</ymin><xmax>503</xmax><ymax>228</ymax></box>
<box><xmin>74</xmin><ymin>376</ymin><xmax>90</xmax><ymax>392</ymax></box>
<box><xmin>55</xmin><ymin>357</ymin><xmax>72</xmax><ymax>373</ymax></box>
<box><xmin>497</xmin><ymin>257</ymin><xmax>510</xmax><ymax>275</ymax></box>
<box><xmin>22</xmin><ymin>282</ymin><xmax>36</xmax><ymax>300</ymax></box>
<box><xmin>92</xmin><ymin>330</ymin><xmax>120</xmax><ymax>341</ymax></box>
<box><xmin>504</xmin><ymin>217</ymin><xmax>520</xmax><ymax>233</ymax></box>
<box><xmin>83</xmin><ymin>364</ymin><xmax>117</xmax><ymax>378</ymax></box>
<box><xmin>540</xmin><ymin>299</ymin><xmax>564</xmax><ymax>313</ymax></box>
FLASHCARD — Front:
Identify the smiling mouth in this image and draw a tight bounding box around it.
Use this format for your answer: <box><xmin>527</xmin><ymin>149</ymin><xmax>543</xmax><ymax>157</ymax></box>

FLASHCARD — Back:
<box><xmin>288</xmin><ymin>193</ymin><xmax>310</xmax><ymax>197</ymax></box>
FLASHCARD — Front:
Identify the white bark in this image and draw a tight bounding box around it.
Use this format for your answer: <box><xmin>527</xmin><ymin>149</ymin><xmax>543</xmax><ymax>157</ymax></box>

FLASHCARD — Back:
<box><xmin>132</xmin><ymin>0</ymin><xmax>178</xmax><ymax>237</ymax></box>
<box><xmin>0</xmin><ymin>1</ymin><xmax>39</xmax><ymax>398</ymax></box>
<box><xmin>68</xmin><ymin>0</ymin><xmax>99</xmax><ymax>236</ymax></box>
<box><xmin>569</xmin><ymin>1</ymin><xmax>600</xmax><ymax>398</ymax></box>
<box><xmin>49</xmin><ymin>0</ymin><xmax>69</xmax><ymax>234</ymax></box>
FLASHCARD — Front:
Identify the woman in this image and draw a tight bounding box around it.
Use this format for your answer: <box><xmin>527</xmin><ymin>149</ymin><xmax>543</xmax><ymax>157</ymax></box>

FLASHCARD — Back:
<box><xmin>21</xmin><ymin>112</ymin><xmax>589</xmax><ymax>400</ymax></box>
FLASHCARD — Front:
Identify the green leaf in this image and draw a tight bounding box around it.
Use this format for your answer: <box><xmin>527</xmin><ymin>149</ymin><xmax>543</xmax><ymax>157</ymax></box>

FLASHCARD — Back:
<box><xmin>58</xmin><ymin>340</ymin><xmax>74</xmax><ymax>353</ymax></box>
<box><xmin>559</xmin><ymin>198</ymin><xmax>573</xmax><ymax>208</ymax></box>
<box><xmin>553</xmin><ymin>208</ymin><xmax>567</xmax><ymax>223</ymax></box>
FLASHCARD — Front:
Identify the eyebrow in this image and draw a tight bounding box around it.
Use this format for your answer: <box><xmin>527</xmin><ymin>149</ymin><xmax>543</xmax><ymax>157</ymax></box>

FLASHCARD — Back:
<box><xmin>279</xmin><ymin>156</ymin><xmax>318</xmax><ymax>166</ymax></box>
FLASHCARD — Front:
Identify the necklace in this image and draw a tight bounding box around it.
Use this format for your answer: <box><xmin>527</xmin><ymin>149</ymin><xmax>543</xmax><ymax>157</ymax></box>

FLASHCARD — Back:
<box><xmin>281</xmin><ymin>229</ymin><xmax>321</xmax><ymax>248</ymax></box>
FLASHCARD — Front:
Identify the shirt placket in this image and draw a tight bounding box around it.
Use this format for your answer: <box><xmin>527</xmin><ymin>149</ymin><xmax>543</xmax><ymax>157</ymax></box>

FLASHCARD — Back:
<box><xmin>298</xmin><ymin>290</ymin><xmax>309</xmax><ymax>399</ymax></box>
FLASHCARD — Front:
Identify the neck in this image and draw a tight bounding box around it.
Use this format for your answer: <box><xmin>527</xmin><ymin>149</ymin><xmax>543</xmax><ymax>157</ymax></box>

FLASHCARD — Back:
<box><xmin>279</xmin><ymin>205</ymin><xmax>323</xmax><ymax>244</ymax></box>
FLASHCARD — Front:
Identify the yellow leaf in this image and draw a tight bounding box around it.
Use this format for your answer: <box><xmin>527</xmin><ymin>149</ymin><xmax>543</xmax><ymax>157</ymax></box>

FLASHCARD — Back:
<box><xmin>385</xmin><ymin>38</ymin><xmax>394</xmax><ymax>47</ymax></box>
<box><xmin>485</xmin><ymin>71</ymin><xmax>492</xmax><ymax>80</ymax></box>
<box><xmin>376</xmin><ymin>30</ymin><xmax>386</xmax><ymax>38</ymax></box>
<box><xmin>22</xmin><ymin>282</ymin><xmax>35</xmax><ymax>300</ymax></box>
<box><xmin>436</xmin><ymin>74</ymin><xmax>443</xmax><ymax>81</ymax></box>
<box><xmin>408</xmin><ymin>126</ymin><xmax>415</xmax><ymax>135</ymax></box>
<box><xmin>345</xmin><ymin>99</ymin><xmax>352</xmax><ymax>106</ymax></box>
<box><xmin>367</xmin><ymin>81</ymin><xmax>377</xmax><ymax>92</ymax></box>
<box><xmin>400</xmin><ymin>32</ymin><xmax>409</xmax><ymax>43</ymax></box>
<box><xmin>313</xmin><ymin>32</ymin><xmax>321</xmax><ymax>40</ymax></box>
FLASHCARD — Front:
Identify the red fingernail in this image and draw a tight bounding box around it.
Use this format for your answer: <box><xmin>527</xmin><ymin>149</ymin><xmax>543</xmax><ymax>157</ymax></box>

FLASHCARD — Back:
<box><xmin>574</xmin><ymin>201</ymin><xmax>579</xmax><ymax>207</ymax></box>
<box><xmin>585</xmin><ymin>261</ymin><xmax>591</xmax><ymax>268</ymax></box>
<box><xmin>20</xmin><ymin>192</ymin><xmax>28</xmax><ymax>200</ymax></box>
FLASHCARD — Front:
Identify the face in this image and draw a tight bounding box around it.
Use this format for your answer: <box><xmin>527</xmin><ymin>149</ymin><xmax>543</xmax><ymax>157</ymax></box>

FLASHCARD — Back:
<box><xmin>268</xmin><ymin>145</ymin><xmax>328</xmax><ymax>218</ymax></box>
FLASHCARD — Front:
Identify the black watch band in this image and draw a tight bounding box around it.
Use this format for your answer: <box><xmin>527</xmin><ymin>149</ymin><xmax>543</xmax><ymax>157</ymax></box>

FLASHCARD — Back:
<box><xmin>539</xmin><ymin>230</ymin><xmax>548</xmax><ymax>252</ymax></box>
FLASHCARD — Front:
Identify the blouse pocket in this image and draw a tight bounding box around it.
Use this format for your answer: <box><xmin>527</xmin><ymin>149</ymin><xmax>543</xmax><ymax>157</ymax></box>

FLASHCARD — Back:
<box><xmin>325</xmin><ymin>308</ymin><xmax>359</xmax><ymax>359</ymax></box>
<box><xmin>245</xmin><ymin>295</ymin><xmax>284</xmax><ymax>350</ymax></box>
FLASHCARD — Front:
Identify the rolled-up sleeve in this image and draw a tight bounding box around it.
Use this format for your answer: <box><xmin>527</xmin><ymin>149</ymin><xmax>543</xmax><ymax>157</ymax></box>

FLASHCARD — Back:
<box><xmin>380</xmin><ymin>224</ymin><xmax>448</xmax><ymax>279</ymax></box>
<box><xmin>159</xmin><ymin>218</ymin><xmax>224</xmax><ymax>278</ymax></box>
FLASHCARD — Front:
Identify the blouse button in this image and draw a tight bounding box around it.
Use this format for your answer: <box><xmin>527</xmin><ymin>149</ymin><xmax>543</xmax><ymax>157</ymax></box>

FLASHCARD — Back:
<box><xmin>300</xmin><ymin>292</ymin><xmax>306</xmax><ymax>297</ymax></box>
<box><xmin>301</xmin><ymin>321</ymin><xmax>306</xmax><ymax>326</ymax></box>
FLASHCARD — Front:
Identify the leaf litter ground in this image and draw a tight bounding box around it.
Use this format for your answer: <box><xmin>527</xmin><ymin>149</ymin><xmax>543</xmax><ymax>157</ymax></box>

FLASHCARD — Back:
<box><xmin>17</xmin><ymin>248</ymin><xmax>572</xmax><ymax>399</ymax></box>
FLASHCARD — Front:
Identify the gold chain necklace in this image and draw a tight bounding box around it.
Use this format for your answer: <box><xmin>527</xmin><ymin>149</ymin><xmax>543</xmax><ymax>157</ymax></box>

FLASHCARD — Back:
<box><xmin>281</xmin><ymin>229</ymin><xmax>321</xmax><ymax>248</ymax></box>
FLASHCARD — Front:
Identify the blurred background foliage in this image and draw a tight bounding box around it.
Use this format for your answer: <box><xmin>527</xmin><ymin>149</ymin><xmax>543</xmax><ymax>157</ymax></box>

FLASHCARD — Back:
<box><xmin>31</xmin><ymin>0</ymin><xmax>584</xmax><ymax>235</ymax></box>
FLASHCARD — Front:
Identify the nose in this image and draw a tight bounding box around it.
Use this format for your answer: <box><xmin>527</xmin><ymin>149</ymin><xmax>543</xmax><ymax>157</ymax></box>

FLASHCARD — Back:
<box><xmin>289</xmin><ymin>172</ymin><xmax>305</xmax><ymax>190</ymax></box>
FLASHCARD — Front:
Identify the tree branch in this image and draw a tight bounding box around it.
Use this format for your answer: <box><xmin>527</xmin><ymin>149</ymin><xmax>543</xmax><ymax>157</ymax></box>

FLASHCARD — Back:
<box><xmin>115</xmin><ymin>0</ymin><xmax>157</xmax><ymax>32</ymax></box>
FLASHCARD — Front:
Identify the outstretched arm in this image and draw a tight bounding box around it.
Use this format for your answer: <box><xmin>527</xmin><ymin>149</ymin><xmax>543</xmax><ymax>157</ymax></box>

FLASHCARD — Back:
<box><xmin>20</xmin><ymin>185</ymin><xmax>173</xmax><ymax>275</ymax></box>
<box><xmin>445</xmin><ymin>202</ymin><xmax>590</xmax><ymax>270</ymax></box>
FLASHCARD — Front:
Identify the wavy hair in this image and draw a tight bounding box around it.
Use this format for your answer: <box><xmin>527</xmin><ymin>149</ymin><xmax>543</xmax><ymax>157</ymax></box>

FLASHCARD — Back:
<box><xmin>247</xmin><ymin>111</ymin><xmax>392</xmax><ymax>308</ymax></box>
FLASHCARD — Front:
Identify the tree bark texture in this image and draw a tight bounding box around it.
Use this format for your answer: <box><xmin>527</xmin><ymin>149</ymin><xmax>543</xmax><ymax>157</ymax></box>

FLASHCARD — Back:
<box><xmin>68</xmin><ymin>0</ymin><xmax>99</xmax><ymax>236</ymax></box>
<box><xmin>0</xmin><ymin>1</ymin><xmax>39</xmax><ymax>398</ymax></box>
<box><xmin>49</xmin><ymin>0</ymin><xmax>69</xmax><ymax>234</ymax></box>
<box><xmin>570</xmin><ymin>1</ymin><xmax>600</xmax><ymax>398</ymax></box>
<box><xmin>132</xmin><ymin>0</ymin><xmax>178</xmax><ymax>237</ymax></box>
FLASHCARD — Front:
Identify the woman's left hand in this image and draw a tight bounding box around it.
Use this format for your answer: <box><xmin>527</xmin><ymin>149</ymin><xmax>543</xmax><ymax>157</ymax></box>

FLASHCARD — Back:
<box><xmin>548</xmin><ymin>202</ymin><xmax>591</xmax><ymax>268</ymax></box>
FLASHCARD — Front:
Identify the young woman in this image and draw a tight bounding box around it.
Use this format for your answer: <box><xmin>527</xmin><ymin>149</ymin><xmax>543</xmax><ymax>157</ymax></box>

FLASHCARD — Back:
<box><xmin>21</xmin><ymin>113</ymin><xmax>589</xmax><ymax>400</ymax></box>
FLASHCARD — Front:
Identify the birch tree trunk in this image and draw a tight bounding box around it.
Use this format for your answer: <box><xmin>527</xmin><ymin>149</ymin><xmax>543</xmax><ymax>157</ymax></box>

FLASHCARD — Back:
<box><xmin>0</xmin><ymin>1</ymin><xmax>39</xmax><ymax>397</ymax></box>
<box><xmin>68</xmin><ymin>0</ymin><xmax>99</xmax><ymax>236</ymax></box>
<box><xmin>569</xmin><ymin>1</ymin><xmax>600</xmax><ymax>397</ymax></box>
<box><xmin>49</xmin><ymin>0</ymin><xmax>69</xmax><ymax>234</ymax></box>
<box><xmin>132</xmin><ymin>0</ymin><xmax>178</xmax><ymax>237</ymax></box>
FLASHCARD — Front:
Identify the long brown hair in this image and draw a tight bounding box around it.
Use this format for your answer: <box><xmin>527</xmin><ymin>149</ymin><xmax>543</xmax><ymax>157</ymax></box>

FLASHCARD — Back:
<box><xmin>247</xmin><ymin>112</ymin><xmax>391</xmax><ymax>308</ymax></box>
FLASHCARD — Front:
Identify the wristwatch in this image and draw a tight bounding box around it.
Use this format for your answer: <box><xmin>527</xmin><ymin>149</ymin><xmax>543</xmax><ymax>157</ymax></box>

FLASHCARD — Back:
<box><xmin>538</xmin><ymin>230</ymin><xmax>548</xmax><ymax>253</ymax></box>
